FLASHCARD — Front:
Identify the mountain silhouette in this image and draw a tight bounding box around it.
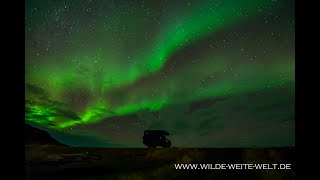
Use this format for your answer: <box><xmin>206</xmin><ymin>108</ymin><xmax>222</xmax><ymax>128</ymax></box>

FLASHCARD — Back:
<box><xmin>25</xmin><ymin>123</ymin><xmax>67</xmax><ymax>146</ymax></box>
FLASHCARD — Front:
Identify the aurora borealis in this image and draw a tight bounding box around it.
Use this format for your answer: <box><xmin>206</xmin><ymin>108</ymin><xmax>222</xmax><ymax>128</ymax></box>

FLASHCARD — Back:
<box><xmin>25</xmin><ymin>0</ymin><xmax>295</xmax><ymax>147</ymax></box>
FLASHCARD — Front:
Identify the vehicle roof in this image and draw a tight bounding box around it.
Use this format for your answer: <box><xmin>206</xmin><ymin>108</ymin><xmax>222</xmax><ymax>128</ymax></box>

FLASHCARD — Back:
<box><xmin>144</xmin><ymin>130</ymin><xmax>170</xmax><ymax>135</ymax></box>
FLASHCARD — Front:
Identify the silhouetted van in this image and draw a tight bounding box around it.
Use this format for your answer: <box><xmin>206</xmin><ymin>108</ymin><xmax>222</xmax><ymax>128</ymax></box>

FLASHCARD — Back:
<box><xmin>143</xmin><ymin>130</ymin><xmax>171</xmax><ymax>148</ymax></box>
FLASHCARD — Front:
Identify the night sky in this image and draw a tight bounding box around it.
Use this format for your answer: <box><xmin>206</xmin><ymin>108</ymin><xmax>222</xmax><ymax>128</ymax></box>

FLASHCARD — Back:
<box><xmin>25</xmin><ymin>0</ymin><xmax>295</xmax><ymax>147</ymax></box>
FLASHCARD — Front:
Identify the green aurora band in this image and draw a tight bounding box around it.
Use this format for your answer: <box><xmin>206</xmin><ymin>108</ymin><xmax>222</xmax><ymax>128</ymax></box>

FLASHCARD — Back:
<box><xmin>25</xmin><ymin>0</ymin><xmax>294</xmax><ymax>129</ymax></box>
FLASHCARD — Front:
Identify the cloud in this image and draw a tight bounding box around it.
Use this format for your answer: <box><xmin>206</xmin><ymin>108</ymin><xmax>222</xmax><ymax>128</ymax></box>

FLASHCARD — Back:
<box><xmin>25</xmin><ymin>83</ymin><xmax>47</xmax><ymax>95</ymax></box>
<box><xmin>25</xmin><ymin>83</ymin><xmax>81</xmax><ymax>127</ymax></box>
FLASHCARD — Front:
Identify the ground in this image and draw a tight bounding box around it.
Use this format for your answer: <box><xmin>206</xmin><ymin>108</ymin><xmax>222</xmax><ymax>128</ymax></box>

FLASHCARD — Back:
<box><xmin>25</xmin><ymin>145</ymin><xmax>294</xmax><ymax>180</ymax></box>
